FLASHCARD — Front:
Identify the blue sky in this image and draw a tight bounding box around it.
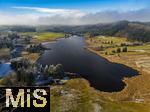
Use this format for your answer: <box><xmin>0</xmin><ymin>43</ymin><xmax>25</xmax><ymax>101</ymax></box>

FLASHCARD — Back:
<box><xmin>0</xmin><ymin>0</ymin><xmax>150</xmax><ymax>12</ymax></box>
<box><xmin>0</xmin><ymin>0</ymin><xmax>150</xmax><ymax>25</ymax></box>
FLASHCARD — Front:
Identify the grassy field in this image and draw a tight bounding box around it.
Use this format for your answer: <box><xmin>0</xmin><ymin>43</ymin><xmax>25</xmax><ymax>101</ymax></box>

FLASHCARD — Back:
<box><xmin>20</xmin><ymin>32</ymin><xmax>65</xmax><ymax>42</ymax></box>
<box><xmin>22</xmin><ymin>52</ymin><xmax>40</xmax><ymax>63</ymax></box>
<box><xmin>86</xmin><ymin>36</ymin><xmax>150</xmax><ymax>71</ymax></box>
<box><xmin>128</xmin><ymin>44</ymin><xmax>150</xmax><ymax>51</ymax></box>
<box><xmin>50</xmin><ymin>79</ymin><xmax>150</xmax><ymax>112</ymax></box>
<box><xmin>0</xmin><ymin>48</ymin><xmax>10</xmax><ymax>60</ymax></box>
<box><xmin>86</xmin><ymin>36</ymin><xmax>150</xmax><ymax>107</ymax></box>
<box><xmin>87</xmin><ymin>36</ymin><xmax>150</xmax><ymax>54</ymax></box>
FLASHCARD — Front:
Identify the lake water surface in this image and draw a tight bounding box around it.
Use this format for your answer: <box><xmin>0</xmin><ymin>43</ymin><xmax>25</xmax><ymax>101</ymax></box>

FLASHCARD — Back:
<box><xmin>38</xmin><ymin>36</ymin><xmax>138</xmax><ymax>92</ymax></box>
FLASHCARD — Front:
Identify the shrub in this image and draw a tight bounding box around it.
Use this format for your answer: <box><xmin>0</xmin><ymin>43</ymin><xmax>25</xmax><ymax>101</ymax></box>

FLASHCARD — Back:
<box><xmin>122</xmin><ymin>47</ymin><xmax>128</xmax><ymax>52</ymax></box>
<box><xmin>116</xmin><ymin>48</ymin><xmax>121</xmax><ymax>53</ymax></box>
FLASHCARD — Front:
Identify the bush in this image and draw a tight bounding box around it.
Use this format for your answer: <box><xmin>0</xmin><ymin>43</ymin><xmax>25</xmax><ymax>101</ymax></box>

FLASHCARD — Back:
<box><xmin>116</xmin><ymin>48</ymin><xmax>121</xmax><ymax>53</ymax></box>
<box><xmin>122</xmin><ymin>47</ymin><xmax>128</xmax><ymax>52</ymax></box>
<box><xmin>42</xmin><ymin>64</ymin><xmax>65</xmax><ymax>78</ymax></box>
<box><xmin>53</xmin><ymin>64</ymin><xmax>65</xmax><ymax>78</ymax></box>
<box><xmin>112</xmin><ymin>50</ymin><xmax>116</xmax><ymax>54</ymax></box>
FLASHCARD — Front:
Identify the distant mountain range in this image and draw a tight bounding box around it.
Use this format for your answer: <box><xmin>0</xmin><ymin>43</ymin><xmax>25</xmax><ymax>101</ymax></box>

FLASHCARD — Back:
<box><xmin>0</xmin><ymin>21</ymin><xmax>150</xmax><ymax>42</ymax></box>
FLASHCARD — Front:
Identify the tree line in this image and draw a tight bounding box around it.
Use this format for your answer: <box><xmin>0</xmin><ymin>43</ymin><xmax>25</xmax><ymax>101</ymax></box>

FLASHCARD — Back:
<box><xmin>2</xmin><ymin>58</ymin><xmax>66</xmax><ymax>86</ymax></box>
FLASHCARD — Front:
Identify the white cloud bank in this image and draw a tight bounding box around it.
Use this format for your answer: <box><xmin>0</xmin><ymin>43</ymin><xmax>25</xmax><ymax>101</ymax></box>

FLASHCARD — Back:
<box><xmin>0</xmin><ymin>7</ymin><xmax>150</xmax><ymax>25</ymax></box>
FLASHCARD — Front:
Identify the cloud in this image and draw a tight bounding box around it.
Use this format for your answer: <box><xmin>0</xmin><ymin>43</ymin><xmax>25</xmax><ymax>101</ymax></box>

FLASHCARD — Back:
<box><xmin>13</xmin><ymin>7</ymin><xmax>86</xmax><ymax>17</ymax></box>
<box><xmin>38</xmin><ymin>8</ymin><xmax>150</xmax><ymax>25</ymax></box>
<box><xmin>0</xmin><ymin>7</ymin><xmax>150</xmax><ymax>25</ymax></box>
<box><xmin>0</xmin><ymin>12</ymin><xmax>40</xmax><ymax>25</ymax></box>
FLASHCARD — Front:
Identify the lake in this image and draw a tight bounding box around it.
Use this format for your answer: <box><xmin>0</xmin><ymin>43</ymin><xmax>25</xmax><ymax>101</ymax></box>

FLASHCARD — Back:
<box><xmin>38</xmin><ymin>36</ymin><xmax>138</xmax><ymax>92</ymax></box>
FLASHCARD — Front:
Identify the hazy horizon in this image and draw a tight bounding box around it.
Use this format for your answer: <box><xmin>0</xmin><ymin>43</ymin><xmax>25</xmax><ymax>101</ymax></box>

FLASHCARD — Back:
<box><xmin>0</xmin><ymin>0</ymin><xmax>150</xmax><ymax>25</ymax></box>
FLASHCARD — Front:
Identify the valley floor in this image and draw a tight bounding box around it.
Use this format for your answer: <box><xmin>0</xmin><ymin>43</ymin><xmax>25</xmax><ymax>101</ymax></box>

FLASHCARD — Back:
<box><xmin>1</xmin><ymin>34</ymin><xmax>150</xmax><ymax>112</ymax></box>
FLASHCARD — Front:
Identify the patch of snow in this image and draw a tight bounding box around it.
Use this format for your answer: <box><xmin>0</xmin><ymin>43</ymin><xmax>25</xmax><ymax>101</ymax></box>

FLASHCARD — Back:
<box><xmin>134</xmin><ymin>99</ymin><xmax>144</xmax><ymax>103</ymax></box>
<box><xmin>93</xmin><ymin>103</ymin><xmax>102</xmax><ymax>112</ymax></box>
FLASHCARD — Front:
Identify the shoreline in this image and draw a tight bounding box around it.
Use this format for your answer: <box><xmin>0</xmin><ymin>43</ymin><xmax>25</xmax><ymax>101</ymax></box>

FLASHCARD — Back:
<box><xmin>34</xmin><ymin>37</ymin><xmax>67</xmax><ymax>63</ymax></box>
<box><xmin>37</xmin><ymin>36</ymin><xmax>141</xmax><ymax>92</ymax></box>
<box><xmin>86</xmin><ymin>47</ymin><xmax>140</xmax><ymax>72</ymax></box>
<box><xmin>26</xmin><ymin>35</ymin><xmax>67</xmax><ymax>63</ymax></box>
<box><xmin>86</xmin><ymin>47</ymin><xmax>139</xmax><ymax>89</ymax></box>
<box><xmin>25</xmin><ymin>35</ymin><xmax>150</xmax><ymax>103</ymax></box>
<box><xmin>85</xmin><ymin>38</ymin><xmax>150</xmax><ymax>103</ymax></box>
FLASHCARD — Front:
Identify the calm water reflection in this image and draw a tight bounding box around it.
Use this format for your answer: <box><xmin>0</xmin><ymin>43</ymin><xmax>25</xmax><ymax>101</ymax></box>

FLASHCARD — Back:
<box><xmin>38</xmin><ymin>36</ymin><xmax>138</xmax><ymax>92</ymax></box>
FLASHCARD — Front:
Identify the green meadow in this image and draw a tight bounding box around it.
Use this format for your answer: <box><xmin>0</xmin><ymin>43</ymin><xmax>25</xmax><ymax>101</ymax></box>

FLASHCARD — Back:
<box><xmin>20</xmin><ymin>32</ymin><xmax>65</xmax><ymax>41</ymax></box>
